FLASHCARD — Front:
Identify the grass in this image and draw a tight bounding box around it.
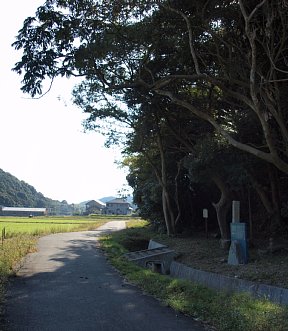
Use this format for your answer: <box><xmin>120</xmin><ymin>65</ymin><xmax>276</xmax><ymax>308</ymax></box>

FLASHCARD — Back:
<box><xmin>0</xmin><ymin>216</ymin><xmax>109</xmax><ymax>237</ymax></box>
<box><xmin>99</xmin><ymin>221</ymin><xmax>288</xmax><ymax>331</ymax></box>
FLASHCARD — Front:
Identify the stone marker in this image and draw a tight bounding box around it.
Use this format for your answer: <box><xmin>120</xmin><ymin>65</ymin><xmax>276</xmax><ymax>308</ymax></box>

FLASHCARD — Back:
<box><xmin>228</xmin><ymin>201</ymin><xmax>248</xmax><ymax>265</ymax></box>
<box><xmin>203</xmin><ymin>209</ymin><xmax>208</xmax><ymax>238</ymax></box>
<box><xmin>228</xmin><ymin>240</ymin><xmax>245</xmax><ymax>265</ymax></box>
<box><xmin>232</xmin><ymin>200</ymin><xmax>240</xmax><ymax>223</ymax></box>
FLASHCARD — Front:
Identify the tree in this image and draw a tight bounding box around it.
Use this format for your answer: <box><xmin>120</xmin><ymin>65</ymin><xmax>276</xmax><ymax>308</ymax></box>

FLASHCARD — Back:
<box><xmin>13</xmin><ymin>1</ymin><xmax>288</xmax><ymax>174</ymax></box>
<box><xmin>12</xmin><ymin>0</ymin><xmax>288</xmax><ymax>237</ymax></box>
<box><xmin>147</xmin><ymin>1</ymin><xmax>288</xmax><ymax>174</ymax></box>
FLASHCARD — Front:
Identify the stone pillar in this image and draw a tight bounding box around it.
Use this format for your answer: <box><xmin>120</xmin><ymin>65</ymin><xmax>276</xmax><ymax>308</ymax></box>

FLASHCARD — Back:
<box><xmin>228</xmin><ymin>201</ymin><xmax>248</xmax><ymax>265</ymax></box>
<box><xmin>232</xmin><ymin>200</ymin><xmax>240</xmax><ymax>223</ymax></box>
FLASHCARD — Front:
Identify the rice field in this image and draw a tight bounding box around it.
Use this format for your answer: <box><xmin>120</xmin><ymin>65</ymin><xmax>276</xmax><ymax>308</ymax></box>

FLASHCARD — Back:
<box><xmin>0</xmin><ymin>215</ymin><xmax>127</xmax><ymax>238</ymax></box>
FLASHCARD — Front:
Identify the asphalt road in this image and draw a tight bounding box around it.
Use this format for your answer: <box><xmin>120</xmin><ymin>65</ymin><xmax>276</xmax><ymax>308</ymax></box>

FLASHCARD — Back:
<box><xmin>4</xmin><ymin>221</ymin><xmax>206</xmax><ymax>331</ymax></box>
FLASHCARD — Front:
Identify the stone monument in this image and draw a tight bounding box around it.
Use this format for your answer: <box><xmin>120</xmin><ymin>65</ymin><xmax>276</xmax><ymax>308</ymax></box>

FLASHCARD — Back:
<box><xmin>228</xmin><ymin>201</ymin><xmax>248</xmax><ymax>265</ymax></box>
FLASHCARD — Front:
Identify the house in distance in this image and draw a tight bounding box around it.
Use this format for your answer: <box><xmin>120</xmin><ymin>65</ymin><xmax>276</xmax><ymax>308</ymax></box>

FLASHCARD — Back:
<box><xmin>84</xmin><ymin>200</ymin><xmax>106</xmax><ymax>215</ymax></box>
<box><xmin>85</xmin><ymin>198</ymin><xmax>132</xmax><ymax>215</ymax></box>
<box><xmin>0</xmin><ymin>199</ymin><xmax>133</xmax><ymax>217</ymax></box>
<box><xmin>103</xmin><ymin>198</ymin><xmax>132</xmax><ymax>215</ymax></box>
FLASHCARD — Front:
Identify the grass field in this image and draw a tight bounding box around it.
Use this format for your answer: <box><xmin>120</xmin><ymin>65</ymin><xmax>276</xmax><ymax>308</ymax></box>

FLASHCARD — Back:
<box><xmin>0</xmin><ymin>215</ymin><xmax>126</xmax><ymax>238</ymax></box>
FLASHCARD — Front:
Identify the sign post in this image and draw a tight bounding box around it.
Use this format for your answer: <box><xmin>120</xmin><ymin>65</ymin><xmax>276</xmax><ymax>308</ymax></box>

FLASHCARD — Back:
<box><xmin>203</xmin><ymin>209</ymin><xmax>208</xmax><ymax>238</ymax></box>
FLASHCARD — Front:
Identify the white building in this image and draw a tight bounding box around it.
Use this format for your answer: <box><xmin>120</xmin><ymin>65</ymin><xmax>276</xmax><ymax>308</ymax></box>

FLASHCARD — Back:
<box><xmin>104</xmin><ymin>198</ymin><xmax>131</xmax><ymax>215</ymax></box>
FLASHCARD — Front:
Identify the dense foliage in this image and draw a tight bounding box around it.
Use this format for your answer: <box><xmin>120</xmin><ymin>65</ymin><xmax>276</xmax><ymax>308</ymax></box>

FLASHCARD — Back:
<box><xmin>12</xmin><ymin>0</ymin><xmax>288</xmax><ymax>242</ymax></box>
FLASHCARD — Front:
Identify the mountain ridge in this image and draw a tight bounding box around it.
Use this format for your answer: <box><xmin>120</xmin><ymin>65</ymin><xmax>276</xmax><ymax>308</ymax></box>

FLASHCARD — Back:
<box><xmin>0</xmin><ymin>168</ymin><xmax>135</xmax><ymax>213</ymax></box>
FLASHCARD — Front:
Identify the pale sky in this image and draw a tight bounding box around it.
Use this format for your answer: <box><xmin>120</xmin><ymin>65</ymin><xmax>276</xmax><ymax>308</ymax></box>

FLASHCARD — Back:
<box><xmin>0</xmin><ymin>1</ymin><xmax>130</xmax><ymax>204</ymax></box>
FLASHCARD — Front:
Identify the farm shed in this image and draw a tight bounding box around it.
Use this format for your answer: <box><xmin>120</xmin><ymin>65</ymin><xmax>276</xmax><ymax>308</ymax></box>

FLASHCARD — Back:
<box><xmin>0</xmin><ymin>207</ymin><xmax>47</xmax><ymax>217</ymax></box>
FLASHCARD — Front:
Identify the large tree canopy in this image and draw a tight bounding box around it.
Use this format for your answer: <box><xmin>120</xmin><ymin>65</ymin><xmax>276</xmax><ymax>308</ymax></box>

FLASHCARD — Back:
<box><xmin>13</xmin><ymin>0</ymin><xmax>288</xmax><ymax>238</ymax></box>
<box><xmin>13</xmin><ymin>0</ymin><xmax>288</xmax><ymax>173</ymax></box>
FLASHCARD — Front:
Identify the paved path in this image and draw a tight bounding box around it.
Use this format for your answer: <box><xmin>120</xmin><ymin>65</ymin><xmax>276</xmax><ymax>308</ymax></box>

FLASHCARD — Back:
<box><xmin>4</xmin><ymin>221</ymin><xmax>206</xmax><ymax>331</ymax></box>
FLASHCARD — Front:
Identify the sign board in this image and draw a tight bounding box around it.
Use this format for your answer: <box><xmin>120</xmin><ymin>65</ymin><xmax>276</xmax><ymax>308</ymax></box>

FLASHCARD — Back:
<box><xmin>203</xmin><ymin>209</ymin><xmax>208</xmax><ymax>219</ymax></box>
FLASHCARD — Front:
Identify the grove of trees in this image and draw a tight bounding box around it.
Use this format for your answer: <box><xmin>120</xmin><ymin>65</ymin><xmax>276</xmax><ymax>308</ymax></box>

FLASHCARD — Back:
<box><xmin>13</xmin><ymin>0</ymin><xmax>288</xmax><ymax>246</ymax></box>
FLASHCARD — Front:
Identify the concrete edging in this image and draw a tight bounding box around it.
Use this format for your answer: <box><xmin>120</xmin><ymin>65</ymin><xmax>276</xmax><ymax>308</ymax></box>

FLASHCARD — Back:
<box><xmin>170</xmin><ymin>261</ymin><xmax>288</xmax><ymax>306</ymax></box>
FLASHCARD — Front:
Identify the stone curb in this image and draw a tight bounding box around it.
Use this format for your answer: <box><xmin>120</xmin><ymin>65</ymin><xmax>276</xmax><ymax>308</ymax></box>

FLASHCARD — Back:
<box><xmin>170</xmin><ymin>261</ymin><xmax>288</xmax><ymax>306</ymax></box>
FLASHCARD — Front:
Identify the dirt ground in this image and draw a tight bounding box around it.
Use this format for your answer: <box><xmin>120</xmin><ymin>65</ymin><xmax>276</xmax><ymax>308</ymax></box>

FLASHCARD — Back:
<box><xmin>158</xmin><ymin>234</ymin><xmax>288</xmax><ymax>289</ymax></box>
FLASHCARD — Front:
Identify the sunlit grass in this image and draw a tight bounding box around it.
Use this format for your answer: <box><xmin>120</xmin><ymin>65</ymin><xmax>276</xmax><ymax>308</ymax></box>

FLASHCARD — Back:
<box><xmin>0</xmin><ymin>215</ymin><xmax>125</xmax><ymax>237</ymax></box>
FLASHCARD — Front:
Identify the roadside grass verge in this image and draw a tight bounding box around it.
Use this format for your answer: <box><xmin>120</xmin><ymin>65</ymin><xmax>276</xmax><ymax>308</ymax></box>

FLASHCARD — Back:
<box><xmin>99</xmin><ymin>221</ymin><xmax>288</xmax><ymax>331</ymax></box>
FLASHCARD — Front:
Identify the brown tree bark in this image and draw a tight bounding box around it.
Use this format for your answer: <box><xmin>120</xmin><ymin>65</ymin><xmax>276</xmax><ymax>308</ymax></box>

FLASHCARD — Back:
<box><xmin>250</xmin><ymin>170</ymin><xmax>282</xmax><ymax>235</ymax></box>
<box><xmin>250</xmin><ymin>175</ymin><xmax>274</xmax><ymax>216</ymax></box>
<box><xmin>211</xmin><ymin>173</ymin><xmax>232</xmax><ymax>249</ymax></box>
<box><xmin>268</xmin><ymin>165</ymin><xmax>281</xmax><ymax>226</ymax></box>
<box><xmin>157</xmin><ymin>133</ymin><xmax>176</xmax><ymax>236</ymax></box>
<box><xmin>174</xmin><ymin>160</ymin><xmax>183</xmax><ymax>227</ymax></box>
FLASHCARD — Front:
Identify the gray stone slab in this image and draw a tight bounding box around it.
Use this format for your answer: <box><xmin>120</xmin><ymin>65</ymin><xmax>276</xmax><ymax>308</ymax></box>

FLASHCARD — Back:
<box><xmin>124</xmin><ymin>248</ymin><xmax>175</xmax><ymax>274</ymax></box>
<box><xmin>124</xmin><ymin>242</ymin><xmax>175</xmax><ymax>274</ymax></box>
<box><xmin>148</xmin><ymin>239</ymin><xmax>167</xmax><ymax>250</ymax></box>
<box><xmin>228</xmin><ymin>240</ymin><xmax>245</xmax><ymax>265</ymax></box>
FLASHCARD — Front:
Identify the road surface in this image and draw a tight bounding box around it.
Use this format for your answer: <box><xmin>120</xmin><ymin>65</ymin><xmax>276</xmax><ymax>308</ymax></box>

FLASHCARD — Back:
<box><xmin>4</xmin><ymin>221</ymin><xmax>206</xmax><ymax>331</ymax></box>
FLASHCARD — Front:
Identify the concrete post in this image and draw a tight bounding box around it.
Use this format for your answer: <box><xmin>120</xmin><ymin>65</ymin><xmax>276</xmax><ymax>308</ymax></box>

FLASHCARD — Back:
<box><xmin>232</xmin><ymin>200</ymin><xmax>240</xmax><ymax>223</ymax></box>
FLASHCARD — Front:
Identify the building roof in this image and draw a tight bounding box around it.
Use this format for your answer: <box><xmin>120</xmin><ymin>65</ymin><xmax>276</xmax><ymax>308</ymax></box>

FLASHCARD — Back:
<box><xmin>1</xmin><ymin>207</ymin><xmax>47</xmax><ymax>212</ymax></box>
<box><xmin>106</xmin><ymin>198</ymin><xmax>130</xmax><ymax>205</ymax></box>
<box><xmin>86</xmin><ymin>200</ymin><xmax>105</xmax><ymax>207</ymax></box>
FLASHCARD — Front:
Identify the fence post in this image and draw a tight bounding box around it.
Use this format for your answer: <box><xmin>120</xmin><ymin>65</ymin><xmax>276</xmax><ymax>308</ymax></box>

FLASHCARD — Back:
<box><xmin>2</xmin><ymin>227</ymin><xmax>5</xmax><ymax>246</ymax></box>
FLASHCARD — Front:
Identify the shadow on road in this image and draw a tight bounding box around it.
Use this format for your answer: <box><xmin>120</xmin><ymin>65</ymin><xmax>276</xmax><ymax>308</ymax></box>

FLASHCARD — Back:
<box><xmin>4</xmin><ymin>225</ymin><xmax>205</xmax><ymax>331</ymax></box>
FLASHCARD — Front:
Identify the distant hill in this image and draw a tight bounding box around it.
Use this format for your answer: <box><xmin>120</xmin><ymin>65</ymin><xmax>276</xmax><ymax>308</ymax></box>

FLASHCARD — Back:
<box><xmin>80</xmin><ymin>196</ymin><xmax>135</xmax><ymax>208</ymax></box>
<box><xmin>0</xmin><ymin>169</ymin><xmax>72</xmax><ymax>215</ymax></box>
<box><xmin>99</xmin><ymin>196</ymin><xmax>116</xmax><ymax>203</ymax></box>
<box><xmin>0</xmin><ymin>169</ymin><xmax>136</xmax><ymax>215</ymax></box>
<box><xmin>99</xmin><ymin>196</ymin><xmax>136</xmax><ymax>209</ymax></box>
<box><xmin>0</xmin><ymin>168</ymin><xmax>48</xmax><ymax>207</ymax></box>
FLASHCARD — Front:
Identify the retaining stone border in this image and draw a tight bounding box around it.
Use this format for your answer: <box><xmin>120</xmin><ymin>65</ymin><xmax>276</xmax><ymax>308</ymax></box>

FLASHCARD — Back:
<box><xmin>170</xmin><ymin>261</ymin><xmax>288</xmax><ymax>306</ymax></box>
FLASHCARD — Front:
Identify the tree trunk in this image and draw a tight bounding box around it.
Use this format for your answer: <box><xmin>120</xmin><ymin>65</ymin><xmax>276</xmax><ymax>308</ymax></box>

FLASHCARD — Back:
<box><xmin>211</xmin><ymin>173</ymin><xmax>232</xmax><ymax>249</ymax></box>
<box><xmin>174</xmin><ymin>160</ymin><xmax>183</xmax><ymax>227</ymax></box>
<box><xmin>143</xmin><ymin>131</ymin><xmax>176</xmax><ymax>236</ymax></box>
<box><xmin>250</xmin><ymin>168</ymin><xmax>282</xmax><ymax>235</ymax></box>
<box><xmin>162</xmin><ymin>187</ymin><xmax>176</xmax><ymax>236</ymax></box>
<box><xmin>268</xmin><ymin>164</ymin><xmax>282</xmax><ymax>226</ymax></box>
<box><xmin>250</xmin><ymin>175</ymin><xmax>274</xmax><ymax>216</ymax></box>
<box><xmin>157</xmin><ymin>133</ymin><xmax>176</xmax><ymax>236</ymax></box>
<box><xmin>248</xmin><ymin>186</ymin><xmax>253</xmax><ymax>241</ymax></box>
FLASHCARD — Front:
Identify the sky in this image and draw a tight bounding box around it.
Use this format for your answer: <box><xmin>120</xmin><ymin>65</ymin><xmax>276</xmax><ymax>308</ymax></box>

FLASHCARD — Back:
<box><xmin>0</xmin><ymin>1</ymin><xmax>130</xmax><ymax>204</ymax></box>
